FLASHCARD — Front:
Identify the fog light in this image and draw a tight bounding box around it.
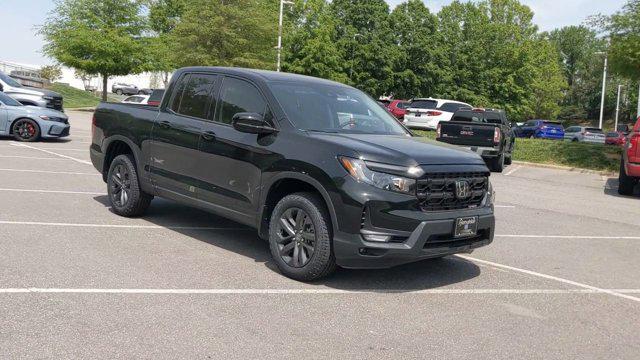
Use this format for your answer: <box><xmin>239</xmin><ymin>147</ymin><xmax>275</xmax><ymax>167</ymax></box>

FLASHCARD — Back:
<box><xmin>362</xmin><ymin>234</ymin><xmax>391</xmax><ymax>242</ymax></box>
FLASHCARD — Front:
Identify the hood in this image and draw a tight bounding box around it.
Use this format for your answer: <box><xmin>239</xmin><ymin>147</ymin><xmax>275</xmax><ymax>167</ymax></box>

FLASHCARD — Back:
<box><xmin>7</xmin><ymin>86</ymin><xmax>62</xmax><ymax>98</ymax></box>
<box><xmin>307</xmin><ymin>132</ymin><xmax>486</xmax><ymax>167</ymax></box>
<box><xmin>22</xmin><ymin>105</ymin><xmax>68</xmax><ymax>119</ymax></box>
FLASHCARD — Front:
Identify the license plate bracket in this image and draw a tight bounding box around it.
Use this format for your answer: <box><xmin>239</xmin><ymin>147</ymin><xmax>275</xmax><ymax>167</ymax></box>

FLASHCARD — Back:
<box><xmin>454</xmin><ymin>217</ymin><xmax>478</xmax><ymax>238</ymax></box>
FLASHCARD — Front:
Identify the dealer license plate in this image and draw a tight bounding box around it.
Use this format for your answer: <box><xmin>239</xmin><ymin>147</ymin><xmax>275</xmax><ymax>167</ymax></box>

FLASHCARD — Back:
<box><xmin>454</xmin><ymin>217</ymin><xmax>478</xmax><ymax>238</ymax></box>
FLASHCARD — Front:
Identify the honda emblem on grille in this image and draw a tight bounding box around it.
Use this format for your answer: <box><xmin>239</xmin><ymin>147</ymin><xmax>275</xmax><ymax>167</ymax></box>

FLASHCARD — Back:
<box><xmin>455</xmin><ymin>180</ymin><xmax>471</xmax><ymax>199</ymax></box>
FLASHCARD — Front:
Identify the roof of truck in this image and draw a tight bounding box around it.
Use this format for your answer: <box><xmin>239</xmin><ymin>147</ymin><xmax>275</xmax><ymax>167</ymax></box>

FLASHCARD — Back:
<box><xmin>177</xmin><ymin>67</ymin><xmax>350</xmax><ymax>87</ymax></box>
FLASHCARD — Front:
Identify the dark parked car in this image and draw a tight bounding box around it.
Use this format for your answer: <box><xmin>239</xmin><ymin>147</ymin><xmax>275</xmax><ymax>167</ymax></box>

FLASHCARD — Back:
<box><xmin>91</xmin><ymin>67</ymin><xmax>495</xmax><ymax>281</ymax></box>
<box><xmin>514</xmin><ymin>120</ymin><xmax>564</xmax><ymax>140</ymax></box>
<box><xmin>436</xmin><ymin>108</ymin><xmax>515</xmax><ymax>172</ymax></box>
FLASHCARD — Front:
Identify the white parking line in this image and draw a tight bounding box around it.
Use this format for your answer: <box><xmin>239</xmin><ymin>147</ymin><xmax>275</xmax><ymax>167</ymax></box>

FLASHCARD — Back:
<box><xmin>503</xmin><ymin>165</ymin><xmax>522</xmax><ymax>176</ymax></box>
<box><xmin>0</xmin><ymin>155</ymin><xmax>65</xmax><ymax>160</ymax></box>
<box><xmin>0</xmin><ymin>220</ymin><xmax>249</xmax><ymax>231</ymax></box>
<box><xmin>0</xmin><ymin>188</ymin><xmax>104</xmax><ymax>195</ymax></box>
<box><xmin>10</xmin><ymin>143</ymin><xmax>92</xmax><ymax>165</ymax></box>
<box><xmin>495</xmin><ymin>234</ymin><xmax>640</xmax><ymax>240</ymax></box>
<box><xmin>0</xmin><ymin>168</ymin><xmax>100</xmax><ymax>176</ymax></box>
<box><xmin>0</xmin><ymin>288</ymin><xmax>638</xmax><ymax>295</ymax></box>
<box><xmin>460</xmin><ymin>255</ymin><xmax>640</xmax><ymax>303</ymax></box>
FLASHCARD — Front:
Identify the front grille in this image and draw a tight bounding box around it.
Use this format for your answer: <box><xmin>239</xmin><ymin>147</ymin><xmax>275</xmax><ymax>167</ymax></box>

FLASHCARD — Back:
<box><xmin>416</xmin><ymin>172</ymin><xmax>488</xmax><ymax>211</ymax></box>
<box><xmin>46</xmin><ymin>96</ymin><xmax>63</xmax><ymax>111</ymax></box>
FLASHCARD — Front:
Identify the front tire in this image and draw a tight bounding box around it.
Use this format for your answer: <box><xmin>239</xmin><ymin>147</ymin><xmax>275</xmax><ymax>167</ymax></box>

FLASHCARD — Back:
<box><xmin>269</xmin><ymin>192</ymin><xmax>336</xmax><ymax>281</ymax></box>
<box><xmin>107</xmin><ymin>154</ymin><xmax>152</xmax><ymax>217</ymax></box>
<box><xmin>618</xmin><ymin>158</ymin><xmax>638</xmax><ymax>196</ymax></box>
<box><xmin>12</xmin><ymin>118</ymin><xmax>40</xmax><ymax>142</ymax></box>
<box><xmin>115</xmin><ymin>89</ymin><xmax>123</xmax><ymax>95</ymax></box>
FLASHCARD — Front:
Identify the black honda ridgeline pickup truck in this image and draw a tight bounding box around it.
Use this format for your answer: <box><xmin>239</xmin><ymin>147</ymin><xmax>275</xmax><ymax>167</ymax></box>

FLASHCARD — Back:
<box><xmin>91</xmin><ymin>67</ymin><xmax>495</xmax><ymax>281</ymax></box>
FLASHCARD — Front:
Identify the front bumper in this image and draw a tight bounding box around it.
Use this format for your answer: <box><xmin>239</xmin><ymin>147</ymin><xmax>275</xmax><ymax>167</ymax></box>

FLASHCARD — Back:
<box><xmin>39</xmin><ymin>120</ymin><xmax>70</xmax><ymax>138</ymax></box>
<box><xmin>334</xmin><ymin>212</ymin><xmax>494</xmax><ymax>269</ymax></box>
<box><xmin>331</xmin><ymin>174</ymin><xmax>495</xmax><ymax>269</ymax></box>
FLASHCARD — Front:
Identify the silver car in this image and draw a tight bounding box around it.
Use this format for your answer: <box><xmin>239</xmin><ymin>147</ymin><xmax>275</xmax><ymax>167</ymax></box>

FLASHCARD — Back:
<box><xmin>0</xmin><ymin>91</ymin><xmax>69</xmax><ymax>142</ymax></box>
<box><xmin>564</xmin><ymin>126</ymin><xmax>606</xmax><ymax>144</ymax></box>
<box><xmin>111</xmin><ymin>83</ymin><xmax>139</xmax><ymax>95</ymax></box>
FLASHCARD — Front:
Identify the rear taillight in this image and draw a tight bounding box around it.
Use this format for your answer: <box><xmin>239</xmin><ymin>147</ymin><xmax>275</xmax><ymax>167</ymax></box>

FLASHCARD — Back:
<box><xmin>426</xmin><ymin>111</ymin><xmax>443</xmax><ymax>116</ymax></box>
<box><xmin>493</xmin><ymin>127</ymin><xmax>501</xmax><ymax>143</ymax></box>
<box><xmin>629</xmin><ymin>133</ymin><xmax>640</xmax><ymax>159</ymax></box>
<box><xmin>436</xmin><ymin>123</ymin><xmax>441</xmax><ymax>138</ymax></box>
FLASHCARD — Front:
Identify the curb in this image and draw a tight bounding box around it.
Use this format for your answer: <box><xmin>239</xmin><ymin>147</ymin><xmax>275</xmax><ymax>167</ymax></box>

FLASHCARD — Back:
<box><xmin>511</xmin><ymin>161</ymin><xmax>617</xmax><ymax>176</ymax></box>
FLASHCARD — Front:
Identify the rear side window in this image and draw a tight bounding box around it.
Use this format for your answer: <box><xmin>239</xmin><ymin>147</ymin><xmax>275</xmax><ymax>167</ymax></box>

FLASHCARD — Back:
<box><xmin>217</xmin><ymin>77</ymin><xmax>269</xmax><ymax>125</ymax></box>
<box><xmin>439</xmin><ymin>102</ymin><xmax>467</xmax><ymax>113</ymax></box>
<box><xmin>409</xmin><ymin>100</ymin><xmax>437</xmax><ymax>109</ymax></box>
<box><xmin>175</xmin><ymin>74</ymin><xmax>217</xmax><ymax>119</ymax></box>
<box><xmin>606</xmin><ymin>132</ymin><xmax>619</xmax><ymax>137</ymax></box>
<box><xmin>586</xmin><ymin>128</ymin><xmax>603</xmax><ymax>133</ymax></box>
<box><xmin>543</xmin><ymin>121</ymin><xmax>561</xmax><ymax>126</ymax></box>
<box><xmin>149</xmin><ymin>89</ymin><xmax>165</xmax><ymax>103</ymax></box>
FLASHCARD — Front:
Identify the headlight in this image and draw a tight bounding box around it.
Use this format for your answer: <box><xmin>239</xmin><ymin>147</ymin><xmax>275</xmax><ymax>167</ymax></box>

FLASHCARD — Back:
<box><xmin>43</xmin><ymin>96</ymin><xmax>54</xmax><ymax>100</ymax></box>
<box><xmin>483</xmin><ymin>181</ymin><xmax>495</xmax><ymax>207</ymax></box>
<box><xmin>338</xmin><ymin>156</ymin><xmax>416</xmax><ymax>194</ymax></box>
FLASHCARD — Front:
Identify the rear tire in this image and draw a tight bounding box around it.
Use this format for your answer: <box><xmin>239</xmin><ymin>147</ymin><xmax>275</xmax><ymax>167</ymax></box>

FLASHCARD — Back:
<box><xmin>268</xmin><ymin>192</ymin><xmax>336</xmax><ymax>281</ymax></box>
<box><xmin>504</xmin><ymin>154</ymin><xmax>512</xmax><ymax>165</ymax></box>
<box><xmin>107</xmin><ymin>154</ymin><xmax>152</xmax><ymax>217</ymax></box>
<box><xmin>618</xmin><ymin>158</ymin><xmax>638</xmax><ymax>196</ymax></box>
<box><xmin>489</xmin><ymin>153</ymin><xmax>505</xmax><ymax>173</ymax></box>
<box><xmin>116</xmin><ymin>89</ymin><xmax>123</xmax><ymax>95</ymax></box>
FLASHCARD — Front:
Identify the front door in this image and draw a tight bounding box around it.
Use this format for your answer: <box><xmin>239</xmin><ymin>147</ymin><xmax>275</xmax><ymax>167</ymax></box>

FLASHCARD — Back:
<box><xmin>149</xmin><ymin>73</ymin><xmax>219</xmax><ymax>199</ymax></box>
<box><xmin>196</xmin><ymin>76</ymin><xmax>277</xmax><ymax>217</ymax></box>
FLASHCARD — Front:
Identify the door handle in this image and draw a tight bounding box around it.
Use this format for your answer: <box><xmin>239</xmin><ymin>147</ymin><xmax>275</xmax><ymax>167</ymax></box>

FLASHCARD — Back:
<box><xmin>201</xmin><ymin>131</ymin><xmax>216</xmax><ymax>141</ymax></box>
<box><xmin>159</xmin><ymin>120</ymin><xmax>172</xmax><ymax>129</ymax></box>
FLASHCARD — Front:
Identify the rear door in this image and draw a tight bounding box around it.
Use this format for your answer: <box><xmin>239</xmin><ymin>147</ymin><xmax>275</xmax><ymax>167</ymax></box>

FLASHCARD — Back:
<box><xmin>149</xmin><ymin>72</ymin><xmax>219</xmax><ymax>199</ymax></box>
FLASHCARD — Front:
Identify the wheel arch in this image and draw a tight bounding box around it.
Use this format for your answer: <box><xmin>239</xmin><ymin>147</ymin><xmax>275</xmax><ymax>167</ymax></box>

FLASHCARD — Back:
<box><xmin>258</xmin><ymin>172</ymin><xmax>338</xmax><ymax>241</ymax></box>
<box><xmin>101</xmin><ymin>135</ymin><xmax>143</xmax><ymax>183</ymax></box>
<box><xmin>9</xmin><ymin>117</ymin><xmax>41</xmax><ymax>135</ymax></box>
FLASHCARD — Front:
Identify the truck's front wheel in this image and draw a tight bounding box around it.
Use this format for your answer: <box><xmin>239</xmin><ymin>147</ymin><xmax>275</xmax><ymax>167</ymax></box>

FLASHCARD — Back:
<box><xmin>107</xmin><ymin>154</ymin><xmax>153</xmax><ymax>217</ymax></box>
<box><xmin>269</xmin><ymin>193</ymin><xmax>336</xmax><ymax>281</ymax></box>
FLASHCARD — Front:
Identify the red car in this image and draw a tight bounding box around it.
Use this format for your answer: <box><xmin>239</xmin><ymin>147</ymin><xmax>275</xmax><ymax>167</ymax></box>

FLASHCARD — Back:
<box><xmin>386</xmin><ymin>100</ymin><xmax>410</xmax><ymax>119</ymax></box>
<box><xmin>619</xmin><ymin>117</ymin><xmax>640</xmax><ymax>195</ymax></box>
<box><xmin>606</xmin><ymin>131</ymin><xmax>626</xmax><ymax>146</ymax></box>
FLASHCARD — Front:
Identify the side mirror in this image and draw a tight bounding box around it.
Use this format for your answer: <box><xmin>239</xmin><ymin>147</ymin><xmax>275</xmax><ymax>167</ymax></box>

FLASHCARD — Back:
<box><xmin>232</xmin><ymin>113</ymin><xmax>277</xmax><ymax>135</ymax></box>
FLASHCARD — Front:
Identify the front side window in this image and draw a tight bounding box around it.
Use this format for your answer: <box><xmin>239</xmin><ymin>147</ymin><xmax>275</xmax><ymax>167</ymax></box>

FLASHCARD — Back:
<box><xmin>217</xmin><ymin>77</ymin><xmax>268</xmax><ymax>125</ymax></box>
<box><xmin>271</xmin><ymin>82</ymin><xmax>409</xmax><ymax>135</ymax></box>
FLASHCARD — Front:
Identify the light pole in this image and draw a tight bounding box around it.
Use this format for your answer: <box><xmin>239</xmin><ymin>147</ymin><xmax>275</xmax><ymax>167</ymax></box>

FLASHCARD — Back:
<box><xmin>637</xmin><ymin>83</ymin><xmax>640</xmax><ymax>120</ymax></box>
<box><xmin>595</xmin><ymin>52</ymin><xmax>608</xmax><ymax>129</ymax></box>
<box><xmin>349</xmin><ymin>33</ymin><xmax>363</xmax><ymax>80</ymax></box>
<box><xmin>615</xmin><ymin>84</ymin><xmax>624</xmax><ymax>131</ymax></box>
<box><xmin>276</xmin><ymin>0</ymin><xmax>294</xmax><ymax>72</ymax></box>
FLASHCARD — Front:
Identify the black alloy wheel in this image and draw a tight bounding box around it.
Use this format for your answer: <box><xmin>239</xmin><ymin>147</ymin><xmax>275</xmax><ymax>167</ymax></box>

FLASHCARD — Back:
<box><xmin>275</xmin><ymin>207</ymin><xmax>316</xmax><ymax>268</ymax></box>
<box><xmin>110</xmin><ymin>163</ymin><xmax>131</xmax><ymax>207</ymax></box>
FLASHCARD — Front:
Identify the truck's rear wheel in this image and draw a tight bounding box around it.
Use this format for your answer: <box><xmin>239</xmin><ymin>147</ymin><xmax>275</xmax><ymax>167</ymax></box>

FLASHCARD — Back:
<box><xmin>489</xmin><ymin>154</ymin><xmax>505</xmax><ymax>173</ymax></box>
<box><xmin>618</xmin><ymin>158</ymin><xmax>638</xmax><ymax>196</ymax></box>
<box><xmin>269</xmin><ymin>192</ymin><xmax>336</xmax><ymax>281</ymax></box>
<box><xmin>107</xmin><ymin>154</ymin><xmax>152</xmax><ymax>217</ymax></box>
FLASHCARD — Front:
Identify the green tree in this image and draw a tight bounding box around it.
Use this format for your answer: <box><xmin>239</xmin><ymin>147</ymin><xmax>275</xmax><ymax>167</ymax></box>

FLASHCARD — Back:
<box><xmin>39</xmin><ymin>65</ymin><xmax>63</xmax><ymax>83</ymax></box>
<box><xmin>389</xmin><ymin>0</ymin><xmax>445</xmax><ymax>99</ymax></box>
<box><xmin>40</xmin><ymin>0</ymin><xmax>149</xmax><ymax>101</ymax></box>
<box><xmin>169</xmin><ymin>0</ymin><xmax>277</xmax><ymax>69</ymax></box>
<box><xmin>602</xmin><ymin>0</ymin><xmax>640</xmax><ymax>80</ymax></box>
<box><xmin>146</xmin><ymin>0</ymin><xmax>186</xmax><ymax>86</ymax></box>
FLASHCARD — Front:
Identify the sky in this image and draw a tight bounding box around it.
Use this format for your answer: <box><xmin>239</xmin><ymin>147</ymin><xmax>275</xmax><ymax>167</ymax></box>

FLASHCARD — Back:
<box><xmin>0</xmin><ymin>0</ymin><xmax>628</xmax><ymax>67</ymax></box>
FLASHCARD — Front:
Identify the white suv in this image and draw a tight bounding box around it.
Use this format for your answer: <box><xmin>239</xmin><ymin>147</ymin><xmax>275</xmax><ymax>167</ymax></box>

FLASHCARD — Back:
<box><xmin>403</xmin><ymin>98</ymin><xmax>471</xmax><ymax>130</ymax></box>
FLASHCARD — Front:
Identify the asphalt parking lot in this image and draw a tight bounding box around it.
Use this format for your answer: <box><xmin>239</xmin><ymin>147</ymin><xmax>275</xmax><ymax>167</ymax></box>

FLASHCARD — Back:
<box><xmin>1</xmin><ymin>111</ymin><xmax>639</xmax><ymax>359</ymax></box>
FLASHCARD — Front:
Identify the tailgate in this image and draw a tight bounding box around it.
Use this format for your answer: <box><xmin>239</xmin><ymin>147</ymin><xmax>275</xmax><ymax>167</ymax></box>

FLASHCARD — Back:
<box><xmin>438</xmin><ymin>122</ymin><xmax>497</xmax><ymax>147</ymax></box>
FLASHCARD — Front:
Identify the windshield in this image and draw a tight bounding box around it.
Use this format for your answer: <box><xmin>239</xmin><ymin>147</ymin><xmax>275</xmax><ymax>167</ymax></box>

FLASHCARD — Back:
<box><xmin>0</xmin><ymin>91</ymin><xmax>23</xmax><ymax>106</ymax></box>
<box><xmin>270</xmin><ymin>82</ymin><xmax>409</xmax><ymax>135</ymax></box>
<box><xmin>0</xmin><ymin>72</ymin><xmax>23</xmax><ymax>88</ymax></box>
